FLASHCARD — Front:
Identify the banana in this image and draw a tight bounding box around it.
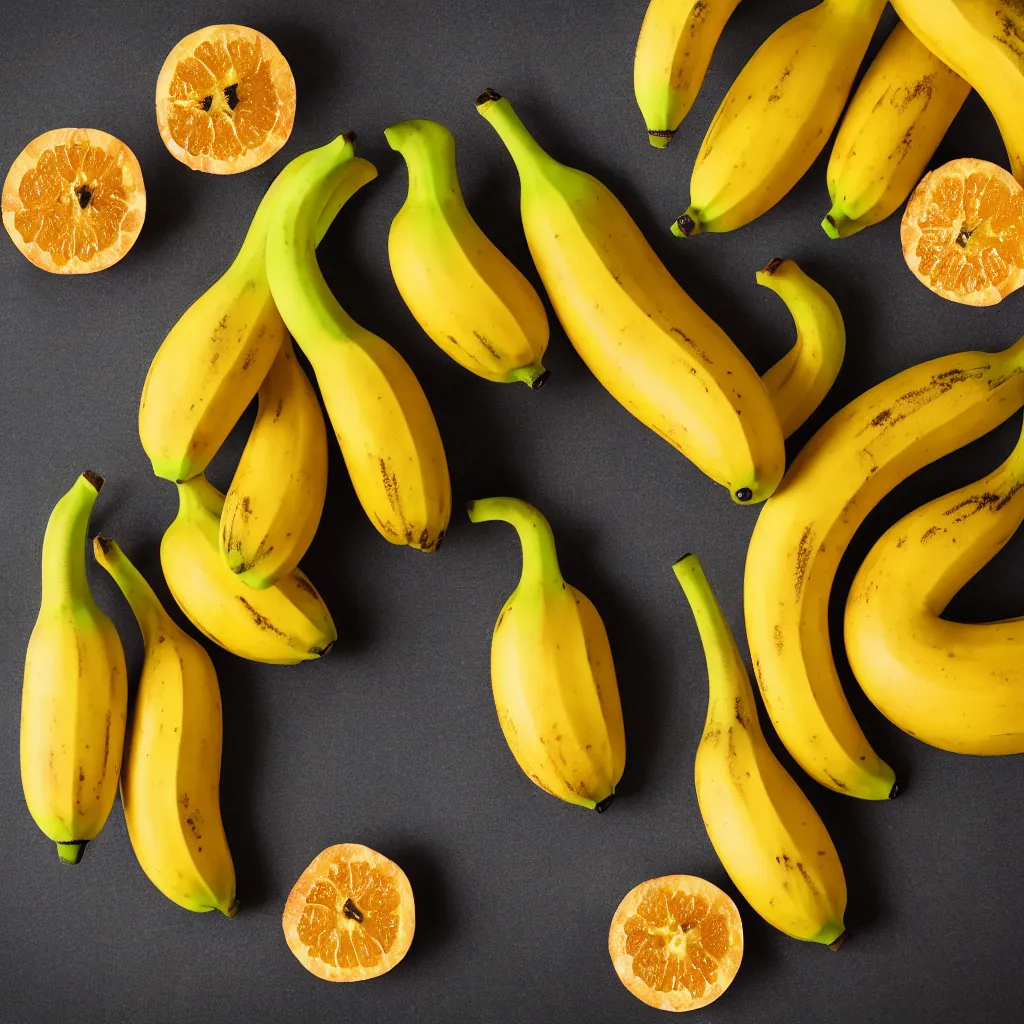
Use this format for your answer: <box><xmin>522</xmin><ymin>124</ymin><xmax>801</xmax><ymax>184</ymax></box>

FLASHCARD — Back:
<box><xmin>219</xmin><ymin>337</ymin><xmax>328</xmax><ymax>589</ymax></box>
<box><xmin>845</xmin><ymin>418</ymin><xmax>1024</xmax><ymax>755</ymax></box>
<box><xmin>674</xmin><ymin>554</ymin><xmax>847</xmax><ymax>946</ymax></box>
<box><xmin>267</xmin><ymin>135</ymin><xmax>452</xmax><ymax>550</ymax></box>
<box><xmin>672</xmin><ymin>0</ymin><xmax>888</xmax><ymax>237</ymax></box>
<box><xmin>385</xmin><ymin>118</ymin><xmax>550</xmax><ymax>387</ymax></box>
<box><xmin>890</xmin><ymin>0</ymin><xmax>1024</xmax><ymax>182</ymax></box>
<box><xmin>476</xmin><ymin>89</ymin><xmax>785</xmax><ymax>505</ymax></box>
<box><xmin>745</xmin><ymin>336</ymin><xmax>1024</xmax><ymax>798</ymax></box>
<box><xmin>139</xmin><ymin>149</ymin><xmax>355</xmax><ymax>482</ymax></box>
<box><xmin>93</xmin><ymin>537</ymin><xmax>237</xmax><ymax>915</ymax></box>
<box><xmin>20</xmin><ymin>473</ymin><xmax>127</xmax><ymax>863</ymax></box>
<box><xmin>823</xmin><ymin>20</ymin><xmax>970</xmax><ymax>239</ymax></box>
<box><xmin>633</xmin><ymin>0</ymin><xmax>744</xmax><ymax>148</ymax></box>
<box><xmin>468</xmin><ymin>497</ymin><xmax>625</xmax><ymax>809</ymax></box>
<box><xmin>161</xmin><ymin>474</ymin><xmax>336</xmax><ymax>664</ymax></box>
<box><xmin>758</xmin><ymin>258</ymin><xmax>846</xmax><ymax>438</ymax></box>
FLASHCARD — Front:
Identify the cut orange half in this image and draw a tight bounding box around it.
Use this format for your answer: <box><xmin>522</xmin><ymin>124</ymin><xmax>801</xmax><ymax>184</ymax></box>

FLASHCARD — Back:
<box><xmin>901</xmin><ymin>157</ymin><xmax>1024</xmax><ymax>306</ymax></box>
<box><xmin>282</xmin><ymin>844</ymin><xmax>415</xmax><ymax>982</ymax></box>
<box><xmin>608</xmin><ymin>875</ymin><xmax>743</xmax><ymax>1012</ymax></box>
<box><xmin>156</xmin><ymin>24</ymin><xmax>296</xmax><ymax>174</ymax></box>
<box><xmin>2</xmin><ymin>128</ymin><xmax>145</xmax><ymax>274</ymax></box>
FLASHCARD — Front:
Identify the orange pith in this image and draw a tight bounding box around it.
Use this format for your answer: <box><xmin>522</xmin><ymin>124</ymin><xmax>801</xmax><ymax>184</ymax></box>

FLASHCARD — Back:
<box><xmin>1</xmin><ymin>128</ymin><xmax>145</xmax><ymax>274</ymax></box>
<box><xmin>609</xmin><ymin>875</ymin><xmax>743</xmax><ymax>1012</ymax></box>
<box><xmin>282</xmin><ymin>844</ymin><xmax>415</xmax><ymax>982</ymax></box>
<box><xmin>156</xmin><ymin>25</ymin><xmax>295</xmax><ymax>174</ymax></box>
<box><xmin>901</xmin><ymin>158</ymin><xmax>1024</xmax><ymax>307</ymax></box>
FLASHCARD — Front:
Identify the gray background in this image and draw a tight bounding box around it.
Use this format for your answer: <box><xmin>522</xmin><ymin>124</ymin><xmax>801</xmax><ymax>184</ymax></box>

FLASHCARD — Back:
<box><xmin>2</xmin><ymin>1</ymin><xmax>1022</xmax><ymax>1021</ymax></box>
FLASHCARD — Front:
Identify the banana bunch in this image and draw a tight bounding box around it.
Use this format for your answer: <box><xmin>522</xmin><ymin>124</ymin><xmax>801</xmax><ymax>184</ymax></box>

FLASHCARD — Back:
<box><xmin>386</xmin><ymin>118</ymin><xmax>550</xmax><ymax>387</ymax></box>
<box><xmin>673</xmin><ymin>0</ymin><xmax>887</xmax><ymax>237</ymax></box>
<box><xmin>745</xmin><ymin>335</ymin><xmax>1024</xmax><ymax>798</ymax></box>
<box><xmin>633</xmin><ymin>0</ymin><xmax>744</xmax><ymax>148</ymax></box>
<box><xmin>476</xmin><ymin>89</ymin><xmax>786</xmax><ymax>504</ymax></box>
<box><xmin>846</xmin><ymin>419</ymin><xmax>1024</xmax><ymax>755</ymax></box>
<box><xmin>220</xmin><ymin>337</ymin><xmax>328</xmax><ymax>590</ymax></box>
<box><xmin>162</xmin><ymin>475</ymin><xmax>336</xmax><ymax>664</ymax></box>
<box><xmin>468</xmin><ymin>497</ymin><xmax>625</xmax><ymax>809</ymax></box>
<box><xmin>21</xmin><ymin>473</ymin><xmax>127</xmax><ymax>863</ymax></box>
<box><xmin>94</xmin><ymin>537</ymin><xmax>237</xmax><ymax>915</ymax></box>
<box><xmin>824</xmin><ymin>20</ymin><xmax>970</xmax><ymax>239</ymax></box>
<box><xmin>674</xmin><ymin>555</ymin><xmax>847</xmax><ymax>946</ymax></box>
<box><xmin>267</xmin><ymin>135</ymin><xmax>452</xmax><ymax>551</ymax></box>
<box><xmin>891</xmin><ymin>0</ymin><xmax>1024</xmax><ymax>182</ymax></box>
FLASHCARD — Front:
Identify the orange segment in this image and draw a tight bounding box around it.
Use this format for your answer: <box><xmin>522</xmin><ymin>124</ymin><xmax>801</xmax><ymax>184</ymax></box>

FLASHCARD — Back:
<box><xmin>156</xmin><ymin>25</ymin><xmax>295</xmax><ymax>174</ymax></box>
<box><xmin>282</xmin><ymin>844</ymin><xmax>415</xmax><ymax>982</ymax></box>
<box><xmin>2</xmin><ymin>128</ymin><xmax>145</xmax><ymax>274</ymax></box>
<box><xmin>609</xmin><ymin>875</ymin><xmax>743</xmax><ymax>1012</ymax></box>
<box><xmin>901</xmin><ymin>157</ymin><xmax>1024</xmax><ymax>306</ymax></box>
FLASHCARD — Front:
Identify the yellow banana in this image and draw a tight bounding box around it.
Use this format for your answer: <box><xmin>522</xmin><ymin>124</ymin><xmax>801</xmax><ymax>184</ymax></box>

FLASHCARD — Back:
<box><xmin>139</xmin><ymin>150</ymin><xmax>355</xmax><ymax>482</ymax></box>
<box><xmin>891</xmin><ymin>0</ymin><xmax>1024</xmax><ymax>182</ymax></box>
<box><xmin>161</xmin><ymin>474</ymin><xmax>336</xmax><ymax>664</ymax></box>
<box><xmin>468</xmin><ymin>497</ymin><xmax>625</xmax><ymax>809</ymax></box>
<box><xmin>476</xmin><ymin>89</ymin><xmax>785</xmax><ymax>505</ymax></box>
<box><xmin>633</xmin><ymin>0</ymin><xmax>744</xmax><ymax>148</ymax></box>
<box><xmin>758</xmin><ymin>258</ymin><xmax>846</xmax><ymax>438</ymax></box>
<box><xmin>746</xmin><ymin>336</ymin><xmax>1024</xmax><ymax>798</ymax></box>
<box><xmin>845</xmin><ymin>418</ymin><xmax>1024</xmax><ymax>754</ymax></box>
<box><xmin>385</xmin><ymin>118</ymin><xmax>550</xmax><ymax>387</ymax></box>
<box><xmin>823</xmin><ymin>19</ymin><xmax>970</xmax><ymax>239</ymax></box>
<box><xmin>267</xmin><ymin>135</ymin><xmax>452</xmax><ymax>550</ymax></box>
<box><xmin>673</xmin><ymin>0</ymin><xmax>887</xmax><ymax>236</ymax></box>
<box><xmin>219</xmin><ymin>337</ymin><xmax>328</xmax><ymax>590</ymax></box>
<box><xmin>94</xmin><ymin>537</ymin><xmax>237</xmax><ymax>915</ymax></box>
<box><xmin>20</xmin><ymin>472</ymin><xmax>127</xmax><ymax>863</ymax></box>
<box><xmin>674</xmin><ymin>554</ymin><xmax>847</xmax><ymax>946</ymax></box>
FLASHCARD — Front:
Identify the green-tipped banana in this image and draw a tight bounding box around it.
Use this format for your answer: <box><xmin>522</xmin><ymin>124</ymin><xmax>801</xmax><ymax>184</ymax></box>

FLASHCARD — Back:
<box><xmin>468</xmin><ymin>497</ymin><xmax>625</xmax><ymax>808</ymax></box>
<box><xmin>386</xmin><ymin>118</ymin><xmax>549</xmax><ymax>386</ymax></box>
<box><xmin>94</xmin><ymin>537</ymin><xmax>237</xmax><ymax>915</ymax></box>
<box><xmin>674</xmin><ymin>554</ymin><xmax>847</xmax><ymax>946</ymax></box>
<box><xmin>21</xmin><ymin>473</ymin><xmax>127</xmax><ymax>864</ymax></box>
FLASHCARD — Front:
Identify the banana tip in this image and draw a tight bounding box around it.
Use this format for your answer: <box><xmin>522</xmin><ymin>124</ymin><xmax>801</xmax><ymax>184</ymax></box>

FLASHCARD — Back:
<box><xmin>828</xmin><ymin>931</ymin><xmax>848</xmax><ymax>952</ymax></box>
<box><xmin>56</xmin><ymin>840</ymin><xmax>87</xmax><ymax>865</ymax></box>
<box><xmin>759</xmin><ymin>257</ymin><xmax>787</xmax><ymax>277</ymax></box>
<box><xmin>82</xmin><ymin>471</ymin><xmax>104</xmax><ymax>493</ymax></box>
<box><xmin>594</xmin><ymin>793</ymin><xmax>616</xmax><ymax>814</ymax></box>
<box><xmin>224</xmin><ymin>898</ymin><xmax>240</xmax><ymax>918</ymax></box>
<box><xmin>476</xmin><ymin>88</ymin><xmax>502</xmax><ymax>107</ymax></box>
<box><xmin>93</xmin><ymin>534</ymin><xmax>115</xmax><ymax>556</ymax></box>
<box><xmin>888</xmin><ymin>782</ymin><xmax>900</xmax><ymax>800</ymax></box>
<box><xmin>647</xmin><ymin>130</ymin><xmax>674</xmax><ymax>149</ymax></box>
<box><xmin>821</xmin><ymin>212</ymin><xmax>843</xmax><ymax>240</ymax></box>
<box><xmin>671</xmin><ymin>213</ymin><xmax>700</xmax><ymax>238</ymax></box>
<box><xmin>342</xmin><ymin>130</ymin><xmax>357</xmax><ymax>145</ymax></box>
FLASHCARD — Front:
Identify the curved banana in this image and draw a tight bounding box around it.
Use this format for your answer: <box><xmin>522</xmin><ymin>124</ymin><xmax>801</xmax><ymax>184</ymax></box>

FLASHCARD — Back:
<box><xmin>21</xmin><ymin>473</ymin><xmax>127</xmax><ymax>863</ymax></box>
<box><xmin>219</xmin><ymin>337</ymin><xmax>328</xmax><ymax>589</ymax></box>
<box><xmin>890</xmin><ymin>0</ymin><xmax>1024</xmax><ymax>181</ymax></box>
<box><xmin>633</xmin><ymin>0</ymin><xmax>744</xmax><ymax>148</ymax></box>
<box><xmin>476</xmin><ymin>89</ymin><xmax>785</xmax><ymax>505</ymax></box>
<box><xmin>759</xmin><ymin>258</ymin><xmax>846</xmax><ymax>438</ymax></box>
<box><xmin>386</xmin><ymin>118</ymin><xmax>550</xmax><ymax>387</ymax></box>
<box><xmin>468</xmin><ymin>497</ymin><xmax>625</xmax><ymax>809</ymax></box>
<box><xmin>161</xmin><ymin>474</ymin><xmax>336</xmax><ymax>664</ymax></box>
<box><xmin>745</xmin><ymin>336</ymin><xmax>1024</xmax><ymax>798</ymax></box>
<box><xmin>267</xmin><ymin>135</ymin><xmax>452</xmax><ymax>550</ymax></box>
<box><xmin>673</xmin><ymin>0</ymin><xmax>888</xmax><ymax>237</ymax></box>
<box><xmin>823</xmin><ymin>20</ymin><xmax>970</xmax><ymax>239</ymax></box>
<box><xmin>674</xmin><ymin>554</ymin><xmax>847</xmax><ymax>946</ymax></box>
<box><xmin>139</xmin><ymin>150</ymin><xmax>356</xmax><ymax>483</ymax></box>
<box><xmin>845</xmin><ymin>419</ymin><xmax>1024</xmax><ymax>754</ymax></box>
<box><xmin>94</xmin><ymin>537</ymin><xmax>237</xmax><ymax>915</ymax></box>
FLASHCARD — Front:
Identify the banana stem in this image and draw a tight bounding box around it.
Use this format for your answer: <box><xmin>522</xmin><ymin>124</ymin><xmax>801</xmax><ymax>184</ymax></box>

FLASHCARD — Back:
<box><xmin>385</xmin><ymin>119</ymin><xmax>462</xmax><ymax>205</ymax></box>
<box><xmin>467</xmin><ymin>497</ymin><xmax>563</xmax><ymax>590</ymax></box>
<box><xmin>176</xmin><ymin>475</ymin><xmax>226</xmax><ymax>519</ymax></box>
<box><xmin>474</xmin><ymin>90</ymin><xmax>556</xmax><ymax>179</ymax></box>
<box><xmin>40</xmin><ymin>472</ymin><xmax>104</xmax><ymax>608</ymax></box>
<box><xmin>93</xmin><ymin>536</ymin><xmax>170</xmax><ymax>643</ymax></box>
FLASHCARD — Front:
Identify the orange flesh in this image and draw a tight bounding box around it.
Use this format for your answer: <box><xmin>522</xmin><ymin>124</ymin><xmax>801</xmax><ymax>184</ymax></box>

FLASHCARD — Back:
<box><xmin>5</xmin><ymin>132</ymin><xmax>143</xmax><ymax>270</ymax></box>
<box><xmin>297</xmin><ymin>861</ymin><xmax>401</xmax><ymax>971</ymax></box>
<box><xmin>625</xmin><ymin>886</ymin><xmax>731</xmax><ymax>999</ymax></box>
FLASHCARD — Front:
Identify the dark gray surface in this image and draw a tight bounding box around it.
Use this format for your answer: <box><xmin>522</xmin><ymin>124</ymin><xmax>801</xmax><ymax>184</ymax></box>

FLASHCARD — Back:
<box><xmin>2</xmin><ymin>1</ymin><xmax>1023</xmax><ymax>1021</ymax></box>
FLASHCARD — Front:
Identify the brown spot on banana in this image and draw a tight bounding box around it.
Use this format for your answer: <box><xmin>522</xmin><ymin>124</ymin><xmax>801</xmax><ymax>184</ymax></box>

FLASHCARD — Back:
<box><xmin>237</xmin><ymin>597</ymin><xmax>288</xmax><ymax>637</ymax></box>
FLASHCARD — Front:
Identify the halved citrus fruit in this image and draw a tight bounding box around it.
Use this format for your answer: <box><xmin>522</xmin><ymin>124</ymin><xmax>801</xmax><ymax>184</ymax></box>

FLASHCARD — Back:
<box><xmin>608</xmin><ymin>875</ymin><xmax>743</xmax><ymax>1012</ymax></box>
<box><xmin>282</xmin><ymin>843</ymin><xmax>415</xmax><ymax>982</ymax></box>
<box><xmin>901</xmin><ymin>157</ymin><xmax>1024</xmax><ymax>306</ymax></box>
<box><xmin>156</xmin><ymin>24</ymin><xmax>296</xmax><ymax>174</ymax></box>
<box><xmin>2</xmin><ymin>128</ymin><xmax>145</xmax><ymax>274</ymax></box>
